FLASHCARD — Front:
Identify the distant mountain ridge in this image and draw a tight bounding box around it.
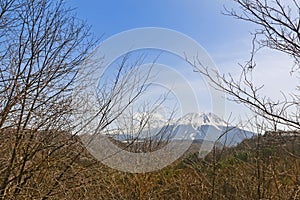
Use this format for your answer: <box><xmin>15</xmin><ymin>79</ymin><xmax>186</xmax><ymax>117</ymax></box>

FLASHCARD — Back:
<box><xmin>112</xmin><ymin>112</ymin><xmax>255</xmax><ymax>146</ymax></box>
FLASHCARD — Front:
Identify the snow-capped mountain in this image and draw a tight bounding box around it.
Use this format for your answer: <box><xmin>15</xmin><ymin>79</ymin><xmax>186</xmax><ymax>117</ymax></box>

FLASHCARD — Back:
<box><xmin>112</xmin><ymin>112</ymin><xmax>255</xmax><ymax>146</ymax></box>
<box><xmin>178</xmin><ymin>112</ymin><xmax>226</xmax><ymax>127</ymax></box>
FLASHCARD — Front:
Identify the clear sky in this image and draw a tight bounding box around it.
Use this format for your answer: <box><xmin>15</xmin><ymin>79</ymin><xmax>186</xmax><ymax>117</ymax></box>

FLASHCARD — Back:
<box><xmin>68</xmin><ymin>0</ymin><xmax>252</xmax><ymax>55</ymax></box>
<box><xmin>67</xmin><ymin>0</ymin><xmax>298</xmax><ymax>127</ymax></box>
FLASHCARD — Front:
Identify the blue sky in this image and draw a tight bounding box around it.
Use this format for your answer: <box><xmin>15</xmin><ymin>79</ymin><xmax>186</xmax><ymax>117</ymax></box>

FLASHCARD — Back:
<box><xmin>68</xmin><ymin>0</ymin><xmax>252</xmax><ymax>55</ymax></box>
<box><xmin>68</xmin><ymin>0</ymin><xmax>298</xmax><ymax>127</ymax></box>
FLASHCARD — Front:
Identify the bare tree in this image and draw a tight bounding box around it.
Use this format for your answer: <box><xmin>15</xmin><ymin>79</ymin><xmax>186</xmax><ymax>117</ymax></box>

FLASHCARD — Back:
<box><xmin>191</xmin><ymin>0</ymin><xmax>300</xmax><ymax>132</ymax></box>
<box><xmin>0</xmin><ymin>0</ymin><xmax>98</xmax><ymax>198</ymax></box>
<box><xmin>0</xmin><ymin>0</ymin><xmax>175</xmax><ymax>197</ymax></box>
<box><xmin>185</xmin><ymin>1</ymin><xmax>300</xmax><ymax>198</ymax></box>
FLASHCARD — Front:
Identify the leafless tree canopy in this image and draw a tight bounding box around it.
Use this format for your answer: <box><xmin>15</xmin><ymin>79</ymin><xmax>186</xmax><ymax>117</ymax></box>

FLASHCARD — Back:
<box><xmin>226</xmin><ymin>0</ymin><xmax>300</xmax><ymax>68</ymax></box>
<box><xmin>0</xmin><ymin>0</ymin><xmax>93</xmax><ymax>131</ymax></box>
<box><xmin>0</xmin><ymin>1</ymin><xmax>173</xmax><ymax>198</ymax></box>
<box><xmin>193</xmin><ymin>0</ymin><xmax>300</xmax><ymax>131</ymax></box>
<box><xmin>0</xmin><ymin>0</ymin><xmax>95</xmax><ymax>198</ymax></box>
<box><xmin>2</xmin><ymin>0</ymin><xmax>300</xmax><ymax>199</ymax></box>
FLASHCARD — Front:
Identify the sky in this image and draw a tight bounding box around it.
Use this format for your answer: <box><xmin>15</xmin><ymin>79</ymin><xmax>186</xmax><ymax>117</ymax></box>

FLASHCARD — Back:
<box><xmin>68</xmin><ymin>0</ymin><xmax>250</xmax><ymax>53</ymax></box>
<box><xmin>67</xmin><ymin>0</ymin><xmax>298</xmax><ymax>128</ymax></box>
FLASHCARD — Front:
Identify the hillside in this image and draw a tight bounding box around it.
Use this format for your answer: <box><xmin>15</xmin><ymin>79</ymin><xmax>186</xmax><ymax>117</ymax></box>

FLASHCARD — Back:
<box><xmin>1</xmin><ymin>129</ymin><xmax>300</xmax><ymax>199</ymax></box>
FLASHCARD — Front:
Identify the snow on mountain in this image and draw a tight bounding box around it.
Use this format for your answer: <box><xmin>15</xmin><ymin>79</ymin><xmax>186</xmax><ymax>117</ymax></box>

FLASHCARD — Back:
<box><xmin>177</xmin><ymin>112</ymin><xmax>227</xmax><ymax>128</ymax></box>
<box><xmin>132</xmin><ymin>112</ymin><xmax>226</xmax><ymax>128</ymax></box>
<box><xmin>111</xmin><ymin>112</ymin><xmax>255</xmax><ymax>146</ymax></box>
<box><xmin>164</xmin><ymin>112</ymin><xmax>254</xmax><ymax>145</ymax></box>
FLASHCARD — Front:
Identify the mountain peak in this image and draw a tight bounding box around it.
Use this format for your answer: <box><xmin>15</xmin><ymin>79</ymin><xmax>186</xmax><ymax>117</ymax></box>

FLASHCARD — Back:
<box><xmin>178</xmin><ymin>112</ymin><xmax>226</xmax><ymax>127</ymax></box>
